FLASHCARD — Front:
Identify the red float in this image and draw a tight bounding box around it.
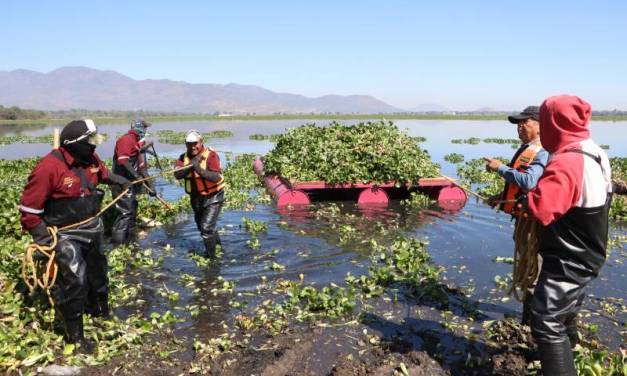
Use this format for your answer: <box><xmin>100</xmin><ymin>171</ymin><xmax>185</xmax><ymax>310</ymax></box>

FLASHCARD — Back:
<box><xmin>253</xmin><ymin>157</ymin><xmax>467</xmax><ymax>210</ymax></box>
<box><xmin>357</xmin><ymin>187</ymin><xmax>389</xmax><ymax>205</ymax></box>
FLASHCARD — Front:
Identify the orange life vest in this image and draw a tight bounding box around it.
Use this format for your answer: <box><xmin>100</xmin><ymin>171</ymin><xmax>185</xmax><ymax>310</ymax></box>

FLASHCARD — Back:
<box><xmin>500</xmin><ymin>142</ymin><xmax>542</xmax><ymax>215</ymax></box>
<box><xmin>183</xmin><ymin>148</ymin><xmax>225</xmax><ymax>195</ymax></box>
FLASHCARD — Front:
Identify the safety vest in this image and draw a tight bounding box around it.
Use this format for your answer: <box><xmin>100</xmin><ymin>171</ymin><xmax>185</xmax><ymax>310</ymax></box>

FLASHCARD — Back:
<box><xmin>183</xmin><ymin>148</ymin><xmax>225</xmax><ymax>195</ymax></box>
<box><xmin>500</xmin><ymin>142</ymin><xmax>542</xmax><ymax>215</ymax></box>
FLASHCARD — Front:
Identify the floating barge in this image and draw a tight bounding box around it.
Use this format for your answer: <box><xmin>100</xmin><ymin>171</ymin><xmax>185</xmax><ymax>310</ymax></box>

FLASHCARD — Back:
<box><xmin>253</xmin><ymin>157</ymin><xmax>467</xmax><ymax>211</ymax></box>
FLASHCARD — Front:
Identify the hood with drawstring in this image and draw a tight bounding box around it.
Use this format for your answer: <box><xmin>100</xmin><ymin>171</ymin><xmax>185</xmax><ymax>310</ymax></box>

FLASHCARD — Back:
<box><xmin>527</xmin><ymin>95</ymin><xmax>611</xmax><ymax>226</ymax></box>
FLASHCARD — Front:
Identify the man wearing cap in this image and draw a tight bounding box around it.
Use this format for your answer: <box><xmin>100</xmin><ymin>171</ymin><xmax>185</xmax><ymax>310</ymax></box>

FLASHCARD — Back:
<box><xmin>523</xmin><ymin>95</ymin><xmax>612</xmax><ymax>375</ymax></box>
<box><xmin>19</xmin><ymin>119</ymin><xmax>131</xmax><ymax>352</ymax></box>
<box><xmin>111</xmin><ymin>118</ymin><xmax>156</xmax><ymax>244</ymax></box>
<box><xmin>484</xmin><ymin>106</ymin><xmax>549</xmax><ymax>324</ymax></box>
<box><xmin>174</xmin><ymin>130</ymin><xmax>225</xmax><ymax>257</ymax></box>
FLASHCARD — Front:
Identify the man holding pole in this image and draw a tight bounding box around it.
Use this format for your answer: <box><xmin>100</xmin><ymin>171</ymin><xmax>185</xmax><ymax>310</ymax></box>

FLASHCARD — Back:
<box><xmin>19</xmin><ymin>119</ymin><xmax>131</xmax><ymax>352</ymax></box>
<box><xmin>111</xmin><ymin>118</ymin><xmax>156</xmax><ymax>244</ymax></box>
<box><xmin>174</xmin><ymin>130</ymin><xmax>225</xmax><ymax>257</ymax></box>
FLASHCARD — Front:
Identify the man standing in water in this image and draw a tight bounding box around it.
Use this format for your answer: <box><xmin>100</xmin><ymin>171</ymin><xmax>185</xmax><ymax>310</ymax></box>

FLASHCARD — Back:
<box><xmin>111</xmin><ymin>118</ymin><xmax>155</xmax><ymax>244</ymax></box>
<box><xmin>525</xmin><ymin>95</ymin><xmax>612</xmax><ymax>375</ymax></box>
<box><xmin>19</xmin><ymin>119</ymin><xmax>131</xmax><ymax>352</ymax></box>
<box><xmin>174</xmin><ymin>130</ymin><xmax>225</xmax><ymax>257</ymax></box>
<box><xmin>484</xmin><ymin>106</ymin><xmax>549</xmax><ymax>324</ymax></box>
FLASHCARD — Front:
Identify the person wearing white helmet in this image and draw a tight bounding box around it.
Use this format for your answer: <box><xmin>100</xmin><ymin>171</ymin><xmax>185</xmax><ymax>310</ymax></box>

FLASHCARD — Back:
<box><xmin>19</xmin><ymin>119</ymin><xmax>131</xmax><ymax>353</ymax></box>
<box><xmin>174</xmin><ymin>130</ymin><xmax>225</xmax><ymax>257</ymax></box>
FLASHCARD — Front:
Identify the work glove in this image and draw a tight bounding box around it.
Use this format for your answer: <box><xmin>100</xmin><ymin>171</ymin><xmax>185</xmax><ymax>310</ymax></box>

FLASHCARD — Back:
<box><xmin>29</xmin><ymin>222</ymin><xmax>51</xmax><ymax>246</ymax></box>
<box><xmin>191</xmin><ymin>154</ymin><xmax>204</xmax><ymax>169</ymax></box>
<box><xmin>139</xmin><ymin>140</ymin><xmax>154</xmax><ymax>153</ymax></box>
<box><xmin>106</xmin><ymin>173</ymin><xmax>132</xmax><ymax>189</ymax></box>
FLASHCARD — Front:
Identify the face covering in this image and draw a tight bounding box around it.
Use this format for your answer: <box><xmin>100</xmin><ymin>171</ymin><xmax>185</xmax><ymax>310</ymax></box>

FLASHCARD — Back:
<box><xmin>132</xmin><ymin>122</ymin><xmax>147</xmax><ymax>139</ymax></box>
<box><xmin>65</xmin><ymin>141</ymin><xmax>96</xmax><ymax>165</ymax></box>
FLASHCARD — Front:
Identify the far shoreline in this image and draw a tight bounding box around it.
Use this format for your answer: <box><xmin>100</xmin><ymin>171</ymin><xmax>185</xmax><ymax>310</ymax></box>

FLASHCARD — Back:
<box><xmin>2</xmin><ymin>112</ymin><xmax>627</xmax><ymax>126</ymax></box>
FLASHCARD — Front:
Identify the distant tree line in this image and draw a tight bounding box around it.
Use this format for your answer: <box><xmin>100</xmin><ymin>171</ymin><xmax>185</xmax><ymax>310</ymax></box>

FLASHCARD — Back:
<box><xmin>0</xmin><ymin>105</ymin><xmax>47</xmax><ymax>120</ymax></box>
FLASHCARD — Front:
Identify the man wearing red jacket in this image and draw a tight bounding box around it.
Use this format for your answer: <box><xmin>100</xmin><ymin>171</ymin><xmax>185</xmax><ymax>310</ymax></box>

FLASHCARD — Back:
<box><xmin>19</xmin><ymin>120</ymin><xmax>131</xmax><ymax>352</ymax></box>
<box><xmin>174</xmin><ymin>130</ymin><xmax>225</xmax><ymax>257</ymax></box>
<box><xmin>525</xmin><ymin>96</ymin><xmax>612</xmax><ymax>375</ymax></box>
<box><xmin>111</xmin><ymin>118</ymin><xmax>155</xmax><ymax>244</ymax></box>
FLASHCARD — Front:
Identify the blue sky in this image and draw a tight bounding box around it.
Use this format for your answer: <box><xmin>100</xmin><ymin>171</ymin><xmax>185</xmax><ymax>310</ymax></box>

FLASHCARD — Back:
<box><xmin>2</xmin><ymin>1</ymin><xmax>626</xmax><ymax>110</ymax></box>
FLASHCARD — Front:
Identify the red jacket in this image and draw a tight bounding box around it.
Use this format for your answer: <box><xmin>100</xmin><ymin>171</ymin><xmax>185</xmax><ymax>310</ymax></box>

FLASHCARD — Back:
<box><xmin>114</xmin><ymin>130</ymin><xmax>146</xmax><ymax>170</ymax></box>
<box><xmin>19</xmin><ymin>147</ymin><xmax>109</xmax><ymax>230</ymax></box>
<box><xmin>527</xmin><ymin>95</ymin><xmax>612</xmax><ymax>225</ymax></box>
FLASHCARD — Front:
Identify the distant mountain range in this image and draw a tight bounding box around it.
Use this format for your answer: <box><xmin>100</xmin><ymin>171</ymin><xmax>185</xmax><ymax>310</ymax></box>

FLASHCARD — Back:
<box><xmin>406</xmin><ymin>103</ymin><xmax>451</xmax><ymax>112</ymax></box>
<box><xmin>0</xmin><ymin>67</ymin><xmax>403</xmax><ymax>114</ymax></box>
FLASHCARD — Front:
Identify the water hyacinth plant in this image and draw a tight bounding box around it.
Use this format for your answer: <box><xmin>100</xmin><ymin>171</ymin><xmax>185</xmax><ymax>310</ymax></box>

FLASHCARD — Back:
<box><xmin>263</xmin><ymin>121</ymin><xmax>439</xmax><ymax>184</ymax></box>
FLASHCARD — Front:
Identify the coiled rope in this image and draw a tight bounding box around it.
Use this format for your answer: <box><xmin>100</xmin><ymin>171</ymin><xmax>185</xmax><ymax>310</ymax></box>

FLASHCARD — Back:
<box><xmin>509</xmin><ymin>210</ymin><xmax>541</xmax><ymax>302</ymax></box>
<box><xmin>21</xmin><ymin>165</ymin><xmax>191</xmax><ymax>306</ymax></box>
<box><xmin>443</xmin><ymin>175</ymin><xmax>541</xmax><ymax>302</ymax></box>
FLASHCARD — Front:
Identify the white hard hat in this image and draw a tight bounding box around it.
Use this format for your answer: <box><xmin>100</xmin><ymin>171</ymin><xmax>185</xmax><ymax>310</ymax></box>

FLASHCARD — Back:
<box><xmin>185</xmin><ymin>130</ymin><xmax>203</xmax><ymax>143</ymax></box>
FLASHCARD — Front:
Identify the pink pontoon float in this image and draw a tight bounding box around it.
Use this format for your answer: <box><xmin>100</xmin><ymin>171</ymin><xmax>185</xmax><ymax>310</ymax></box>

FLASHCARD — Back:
<box><xmin>253</xmin><ymin>157</ymin><xmax>467</xmax><ymax>211</ymax></box>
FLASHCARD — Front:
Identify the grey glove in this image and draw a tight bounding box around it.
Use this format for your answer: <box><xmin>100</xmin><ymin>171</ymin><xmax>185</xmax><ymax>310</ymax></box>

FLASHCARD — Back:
<box><xmin>122</xmin><ymin>161</ymin><xmax>141</xmax><ymax>181</ymax></box>
<box><xmin>105</xmin><ymin>173</ymin><xmax>132</xmax><ymax>189</ymax></box>
<box><xmin>29</xmin><ymin>222</ymin><xmax>51</xmax><ymax>246</ymax></box>
<box><xmin>191</xmin><ymin>154</ymin><xmax>204</xmax><ymax>169</ymax></box>
<box><xmin>139</xmin><ymin>140</ymin><xmax>154</xmax><ymax>153</ymax></box>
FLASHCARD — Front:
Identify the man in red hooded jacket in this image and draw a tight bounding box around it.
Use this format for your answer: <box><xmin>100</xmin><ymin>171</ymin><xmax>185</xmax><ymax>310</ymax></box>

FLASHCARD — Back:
<box><xmin>524</xmin><ymin>96</ymin><xmax>612</xmax><ymax>375</ymax></box>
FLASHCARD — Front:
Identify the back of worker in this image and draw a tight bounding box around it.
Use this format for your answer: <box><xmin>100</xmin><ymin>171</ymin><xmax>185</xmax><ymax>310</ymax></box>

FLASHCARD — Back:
<box><xmin>525</xmin><ymin>95</ymin><xmax>612</xmax><ymax>376</ymax></box>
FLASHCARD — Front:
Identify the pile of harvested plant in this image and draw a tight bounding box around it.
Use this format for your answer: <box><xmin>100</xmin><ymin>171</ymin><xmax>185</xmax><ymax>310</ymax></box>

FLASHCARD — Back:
<box><xmin>263</xmin><ymin>121</ymin><xmax>439</xmax><ymax>184</ymax></box>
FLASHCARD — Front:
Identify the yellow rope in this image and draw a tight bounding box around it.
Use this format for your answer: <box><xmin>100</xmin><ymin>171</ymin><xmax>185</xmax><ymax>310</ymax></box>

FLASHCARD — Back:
<box><xmin>509</xmin><ymin>212</ymin><xmax>541</xmax><ymax>302</ymax></box>
<box><xmin>20</xmin><ymin>163</ymin><xmax>191</xmax><ymax>305</ymax></box>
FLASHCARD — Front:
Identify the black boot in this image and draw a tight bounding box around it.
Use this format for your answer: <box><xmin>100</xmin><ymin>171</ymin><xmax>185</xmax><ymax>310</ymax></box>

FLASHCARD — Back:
<box><xmin>538</xmin><ymin>340</ymin><xmax>576</xmax><ymax>376</ymax></box>
<box><xmin>203</xmin><ymin>237</ymin><xmax>217</xmax><ymax>258</ymax></box>
<box><xmin>87</xmin><ymin>294</ymin><xmax>111</xmax><ymax>319</ymax></box>
<box><xmin>65</xmin><ymin>317</ymin><xmax>95</xmax><ymax>354</ymax></box>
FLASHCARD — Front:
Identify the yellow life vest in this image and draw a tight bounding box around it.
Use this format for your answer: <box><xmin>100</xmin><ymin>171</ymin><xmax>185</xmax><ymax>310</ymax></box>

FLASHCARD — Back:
<box><xmin>501</xmin><ymin>142</ymin><xmax>542</xmax><ymax>215</ymax></box>
<box><xmin>182</xmin><ymin>148</ymin><xmax>225</xmax><ymax>195</ymax></box>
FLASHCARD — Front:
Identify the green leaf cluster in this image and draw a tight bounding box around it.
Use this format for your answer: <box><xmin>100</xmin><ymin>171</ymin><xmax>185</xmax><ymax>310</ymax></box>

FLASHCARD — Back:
<box><xmin>264</xmin><ymin>121</ymin><xmax>439</xmax><ymax>184</ymax></box>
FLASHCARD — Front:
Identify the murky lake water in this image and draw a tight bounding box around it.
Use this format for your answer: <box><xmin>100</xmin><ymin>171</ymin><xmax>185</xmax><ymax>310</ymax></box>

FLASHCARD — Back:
<box><xmin>2</xmin><ymin>119</ymin><xmax>625</xmax><ymax>349</ymax></box>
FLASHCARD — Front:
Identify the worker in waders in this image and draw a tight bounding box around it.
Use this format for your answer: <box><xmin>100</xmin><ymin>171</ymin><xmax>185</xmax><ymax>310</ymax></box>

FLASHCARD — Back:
<box><xmin>111</xmin><ymin>118</ymin><xmax>156</xmax><ymax>244</ymax></box>
<box><xmin>174</xmin><ymin>130</ymin><xmax>225</xmax><ymax>257</ymax></box>
<box><xmin>484</xmin><ymin>106</ymin><xmax>549</xmax><ymax>325</ymax></box>
<box><xmin>523</xmin><ymin>95</ymin><xmax>612</xmax><ymax>376</ymax></box>
<box><xmin>19</xmin><ymin>120</ymin><xmax>131</xmax><ymax>352</ymax></box>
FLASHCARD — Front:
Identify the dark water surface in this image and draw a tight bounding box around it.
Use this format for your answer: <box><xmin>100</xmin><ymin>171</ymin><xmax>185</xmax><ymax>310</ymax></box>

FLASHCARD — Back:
<box><xmin>2</xmin><ymin>119</ymin><xmax>625</xmax><ymax>349</ymax></box>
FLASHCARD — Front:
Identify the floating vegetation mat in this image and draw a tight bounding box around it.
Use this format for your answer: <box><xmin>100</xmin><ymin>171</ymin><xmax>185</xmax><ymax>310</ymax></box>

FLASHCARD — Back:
<box><xmin>263</xmin><ymin>121</ymin><xmax>439</xmax><ymax>184</ymax></box>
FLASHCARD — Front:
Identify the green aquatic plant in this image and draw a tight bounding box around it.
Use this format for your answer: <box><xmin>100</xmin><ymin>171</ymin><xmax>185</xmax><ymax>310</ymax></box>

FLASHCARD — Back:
<box><xmin>456</xmin><ymin>157</ymin><xmax>508</xmax><ymax>197</ymax></box>
<box><xmin>155</xmin><ymin>130</ymin><xmax>233</xmax><ymax>144</ymax></box>
<box><xmin>451</xmin><ymin>137</ymin><xmax>481</xmax><ymax>145</ymax></box>
<box><xmin>264</xmin><ymin>121</ymin><xmax>439</xmax><ymax>184</ymax></box>
<box><xmin>249</xmin><ymin>134</ymin><xmax>281</xmax><ymax>142</ymax></box>
<box><xmin>444</xmin><ymin>153</ymin><xmax>465</xmax><ymax>164</ymax></box>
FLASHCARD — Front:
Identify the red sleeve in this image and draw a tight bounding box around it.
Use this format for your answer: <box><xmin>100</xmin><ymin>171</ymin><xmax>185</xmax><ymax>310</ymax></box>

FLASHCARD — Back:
<box><xmin>94</xmin><ymin>153</ymin><xmax>109</xmax><ymax>182</ymax></box>
<box><xmin>175</xmin><ymin>153</ymin><xmax>185</xmax><ymax>168</ymax></box>
<box><xmin>115</xmin><ymin>135</ymin><xmax>137</xmax><ymax>164</ymax></box>
<box><xmin>207</xmin><ymin>151</ymin><xmax>221</xmax><ymax>172</ymax></box>
<box><xmin>527</xmin><ymin>154</ymin><xmax>582</xmax><ymax>226</ymax></box>
<box><xmin>20</xmin><ymin>159</ymin><xmax>54</xmax><ymax>230</ymax></box>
